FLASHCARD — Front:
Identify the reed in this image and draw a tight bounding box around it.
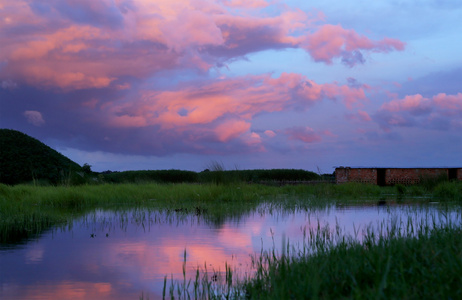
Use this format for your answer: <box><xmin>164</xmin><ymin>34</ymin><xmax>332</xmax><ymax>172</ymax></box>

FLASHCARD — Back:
<box><xmin>242</xmin><ymin>223</ymin><xmax>462</xmax><ymax>299</ymax></box>
<box><xmin>0</xmin><ymin>183</ymin><xmax>287</xmax><ymax>243</ymax></box>
<box><xmin>164</xmin><ymin>211</ymin><xmax>462</xmax><ymax>299</ymax></box>
<box><xmin>1</xmin><ymin>181</ymin><xmax>460</xmax><ymax>244</ymax></box>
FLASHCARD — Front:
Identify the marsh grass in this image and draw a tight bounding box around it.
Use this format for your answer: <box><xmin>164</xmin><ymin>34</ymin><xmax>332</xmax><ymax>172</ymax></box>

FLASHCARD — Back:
<box><xmin>433</xmin><ymin>181</ymin><xmax>462</xmax><ymax>201</ymax></box>
<box><xmin>0</xmin><ymin>183</ymin><xmax>284</xmax><ymax>243</ymax></box>
<box><xmin>243</xmin><ymin>222</ymin><xmax>462</xmax><ymax>299</ymax></box>
<box><xmin>1</xmin><ymin>181</ymin><xmax>460</xmax><ymax>244</ymax></box>
<box><xmin>164</xmin><ymin>211</ymin><xmax>462</xmax><ymax>299</ymax></box>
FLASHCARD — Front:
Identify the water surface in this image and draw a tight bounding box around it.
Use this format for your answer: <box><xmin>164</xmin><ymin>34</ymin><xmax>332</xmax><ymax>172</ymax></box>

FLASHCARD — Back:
<box><xmin>1</xmin><ymin>203</ymin><xmax>460</xmax><ymax>299</ymax></box>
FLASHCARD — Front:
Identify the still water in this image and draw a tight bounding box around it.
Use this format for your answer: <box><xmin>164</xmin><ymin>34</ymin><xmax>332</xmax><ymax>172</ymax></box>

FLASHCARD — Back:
<box><xmin>1</xmin><ymin>203</ymin><xmax>460</xmax><ymax>299</ymax></box>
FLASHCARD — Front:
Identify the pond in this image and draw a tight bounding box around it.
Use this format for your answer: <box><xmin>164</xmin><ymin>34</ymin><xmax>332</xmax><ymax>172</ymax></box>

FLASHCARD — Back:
<box><xmin>1</xmin><ymin>202</ymin><xmax>460</xmax><ymax>299</ymax></box>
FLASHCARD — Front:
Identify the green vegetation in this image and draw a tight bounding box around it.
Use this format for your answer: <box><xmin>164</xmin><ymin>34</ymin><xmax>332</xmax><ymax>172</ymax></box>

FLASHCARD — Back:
<box><xmin>164</xmin><ymin>214</ymin><xmax>462</xmax><ymax>300</ymax></box>
<box><xmin>0</xmin><ymin>129</ymin><xmax>83</xmax><ymax>185</ymax></box>
<box><xmin>100</xmin><ymin>168</ymin><xmax>322</xmax><ymax>185</ymax></box>
<box><xmin>200</xmin><ymin>168</ymin><xmax>322</xmax><ymax>184</ymax></box>
<box><xmin>2</xmin><ymin>181</ymin><xmax>461</xmax><ymax>245</ymax></box>
<box><xmin>242</xmin><ymin>224</ymin><xmax>461</xmax><ymax>299</ymax></box>
<box><xmin>102</xmin><ymin>169</ymin><xmax>199</xmax><ymax>184</ymax></box>
<box><xmin>0</xmin><ymin>183</ymin><xmax>307</xmax><ymax>243</ymax></box>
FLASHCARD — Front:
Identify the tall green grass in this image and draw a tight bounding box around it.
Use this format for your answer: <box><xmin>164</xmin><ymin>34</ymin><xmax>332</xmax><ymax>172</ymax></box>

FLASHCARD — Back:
<box><xmin>0</xmin><ymin>183</ymin><xmax>284</xmax><ymax>243</ymax></box>
<box><xmin>164</xmin><ymin>212</ymin><xmax>462</xmax><ymax>299</ymax></box>
<box><xmin>242</xmin><ymin>224</ymin><xmax>462</xmax><ymax>299</ymax></box>
<box><xmin>1</xmin><ymin>181</ymin><xmax>461</xmax><ymax>244</ymax></box>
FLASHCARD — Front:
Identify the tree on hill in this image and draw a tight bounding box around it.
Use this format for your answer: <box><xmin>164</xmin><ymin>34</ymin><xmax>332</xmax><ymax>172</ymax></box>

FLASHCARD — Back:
<box><xmin>0</xmin><ymin>129</ymin><xmax>83</xmax><ymax>185</ymax></box>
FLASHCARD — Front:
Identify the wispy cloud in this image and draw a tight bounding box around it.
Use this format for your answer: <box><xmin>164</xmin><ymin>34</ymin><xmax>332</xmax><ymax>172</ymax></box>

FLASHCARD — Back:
<box><xmin>285</xmin><ymin>126</ymin><xmax>322</xmax><ymax>143</ymax></box>
<box><xmin>24</xmin><ymin>110</ymin><xmax>45</xmax><ymax>126</ymax></box>
<box><xmin>302</xmin><ymin>24</ymin><xmax>405</xmax><ymax>67</ymax></box>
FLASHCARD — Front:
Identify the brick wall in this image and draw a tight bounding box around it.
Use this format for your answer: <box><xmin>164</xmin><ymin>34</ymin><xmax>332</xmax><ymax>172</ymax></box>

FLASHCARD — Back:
<box><xmin>335</xmin><ymin>168</ymin><xmax>349</xmax><ymax>184</ymax></box>
<box><xmin>335</xmin><ymin>167</ymin><xmax>462</xmax><ymax>185</ymax></box>
<box><xmin>348</xmin><ymin>168</ymin><xmax>377</xmax><ymax>184</ymax></box>
<box><xmin>389</xmin><ymin>168</ymin><xmax>449</xmax><ymax>185</ymax></box>
<box><xmin>385</xmin><ymin>168</ymin><xmax>447</xmax><ymax>185</ymax></box>
<box><xmin>335</xmin><ymin>167</ymin><xmax>377</xmax><ymax>184</ymax></box>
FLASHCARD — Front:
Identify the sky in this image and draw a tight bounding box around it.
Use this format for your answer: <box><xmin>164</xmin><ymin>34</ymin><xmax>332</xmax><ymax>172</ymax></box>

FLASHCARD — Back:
<box><xmin>1</xmin><ymin>0</ymin><xmax>461</xmax><ymax>173</ymax></box>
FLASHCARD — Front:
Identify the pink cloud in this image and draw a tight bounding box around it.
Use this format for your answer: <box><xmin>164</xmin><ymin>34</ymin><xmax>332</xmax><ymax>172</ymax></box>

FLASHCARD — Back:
<box><xmin>108</xmin><ymin>115</ymin><xmax>148</xmax><ymax>128</ymax></box>
<box><xmin>264</xmin><ymin>130</ymin><xmax>276</xmax><ymax>138</ymax></box>
<box><xmin>357</xmin><ymin>110</ymin><xmax>372</xmax><ymax>122</ymax></box>
<box><xmin>380</xmin><ymin>94</ymin><xmax>431</xmax><ymax>114</ymax></box>
<box><xmin>285</xmin><ymin>126</ymin><xmax>322</xmax><ymax>143</ymax></box>
<box><xmin>322</xmin><ymin>83</ymin><xmax>367</xmax><ymax>108</ymax></box>
<box><xmin>215</xmin><ymin>119</ymin><xmax>251</xmax><ymax>142</ymax></box>
<box><xmin>321</xmin><ymin>130</ymin><xmax>338</xmax><ymax>138</ymax></box>
<box><xmin>160</xmin><ymin>10</ymin><xmax>224</xmax><ymax>52</ymax></box>
<box><xmin>243</xmin><ymin>132</ymin><xmax>266</xmax><ymax>151</ymax></box>
<box><xmin>433</xmin><ymin>93</ymin><xmax>462</xmax><ymax>111</ymax></box>
<box><xmin>346</xmin><ymin>110</ymin><xmax>371</xmax><ymax>122</ymax></box>
<box><xmin>82</xmin><ymin>99</ymin><xmax>99</xmax><ymax>109</ymax></box>
<box><xmin>89</xmin><ymin>72</ymin><xmax>368</xmax><ymax>152</ymax></box>
<box><xmin>302</xmin><ymin>24</ymin><xmax>405</xmax><ymax>67</ymax></box>
<box><xmin>265</xmin><ymin>73</ymin><xmax>367</xmax><ymax>108</ymax></box>
<box><xmin>221</xmin><ymin>0</ymin><xmax>270</xmax><ymax>8</ymax></box>
<box><xmin>376</xmin><ymin>92</ymin><xmax>462</xmax><ymax>131</ymax></box>
<box><xmin>105</xmin><ymin>73</ymin><xmax>367</xmax><ymax>131</ymax></box>
<box><xmin>24</xmin><ymin>110</ymin><xmax>45</xmax><ymax>126</ymax></box>
<box><xmin>0</xmin><ymin>1</ymin><xmax>405</xmax><ymax>91</ymax></box>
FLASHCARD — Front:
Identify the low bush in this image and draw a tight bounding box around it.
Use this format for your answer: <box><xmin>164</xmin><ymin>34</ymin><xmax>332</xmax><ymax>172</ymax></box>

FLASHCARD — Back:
<box><xmin>434</xmin><ymin>181</ymin><xmax>462</xmax><ymax>201</ymax></box>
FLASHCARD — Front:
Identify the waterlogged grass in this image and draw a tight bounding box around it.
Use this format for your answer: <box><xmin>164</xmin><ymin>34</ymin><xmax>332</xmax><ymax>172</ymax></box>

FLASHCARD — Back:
<box><xmin>0</xmin><ymin>183</ymin><xmax>269</xmax><ymax>243</ymax></box>
<box><xmin>1</xmin><ymin>182</ymin><xmax>334</xmax><ymax>243</ymax></box>
<box><xmin>165</xmin><ymin>214</ymin><xmax>462</xmax><ymax>299</ymax></box>
<box><xmin>1</xmin><ymin>181</ymin><xmax>461</xmax><ymax>244</ymax></box>
<box><xmin>243</xmin><ymin>225</ymin><xmax>462</xmax><ymax>299</ymax></box>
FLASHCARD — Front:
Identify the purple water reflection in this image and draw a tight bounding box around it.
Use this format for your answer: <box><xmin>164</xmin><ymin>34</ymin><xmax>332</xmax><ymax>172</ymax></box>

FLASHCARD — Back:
<box><xmin>1</xmin><ymin>204</ymin><xmax>460</xmax><ymax>299</ymax></box>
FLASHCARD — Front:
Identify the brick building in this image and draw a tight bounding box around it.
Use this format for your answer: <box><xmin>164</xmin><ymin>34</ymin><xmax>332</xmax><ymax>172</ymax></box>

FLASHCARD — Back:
<box><xmin>335</xmin><ymin>167</ymin><xmax>462</xmax><ymax>186</ymax></box>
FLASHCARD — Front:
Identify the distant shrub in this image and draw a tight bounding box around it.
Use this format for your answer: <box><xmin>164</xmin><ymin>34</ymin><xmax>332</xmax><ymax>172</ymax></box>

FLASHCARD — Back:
<box><xmin>433</xmin><ymin>181</ymin><xmax>461</xmax><ymax>201</ymax></box>
<box><xmin>395</xmin><ymin>184</ymin><xmax>406</xmax><ymax>195</ymax></box>
<box><xmin>82</xmin><ymin>163</ymin><xmax>92</xmax><ymax>174</ymax></box>
<box><xmin>198</xmin><ymin>169</ymin><xmax>320</xmax><ymax>185</ymax></box>
<box><xmin>103</xmin><ymin>170</ymin><xmax>198</xmax><ymax>184</ymax></box>
<box><xmin>407</xmin><ymin>185</ymin><xmax>426</xmax><ymax>197</ymax></box>
<box><xmin>419</xmin><ymin>174</ymin><xmax>449</xmax><ymax>191</ymax></box>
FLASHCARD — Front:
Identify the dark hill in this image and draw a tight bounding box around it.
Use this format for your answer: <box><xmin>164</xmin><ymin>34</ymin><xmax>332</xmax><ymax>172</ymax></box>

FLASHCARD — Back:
<box><xmin>0</xmin><ymin>129</ymin><xmax>82</xmax><ymax>185</ymax></box>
